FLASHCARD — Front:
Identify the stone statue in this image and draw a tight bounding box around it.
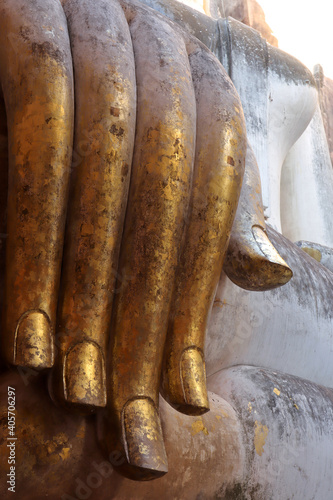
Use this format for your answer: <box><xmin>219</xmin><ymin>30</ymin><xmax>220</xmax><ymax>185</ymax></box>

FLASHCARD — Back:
<box><xmin>1</xmin><ymin>0</ymin><xmax>333</xmax><ymax>498</ymax></box>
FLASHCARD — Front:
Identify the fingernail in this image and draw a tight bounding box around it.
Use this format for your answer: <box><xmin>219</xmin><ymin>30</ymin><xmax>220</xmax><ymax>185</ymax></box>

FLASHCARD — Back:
<box><xmin>15</xmin><ymin>310</ymin><xmax>53</xmax><ymax>369</ymax></box>
<box><xmin>122</xmin><ymin>397</ymin><xmax>168</xmax><ymax>480</ymax></box>
<box><xmin>180</xmin><ymin>347</ymin><xmax>209</xmax><ymax>416</ymax></box>
<box><xmin>64</xmin><ymin>341</ymin><xmax>106</xmax><ymax>408</ymax></box>
<box><xmin>252</xmin><ymin>225</ymin><xmax>293</xmax><ymax>285</ymax></box>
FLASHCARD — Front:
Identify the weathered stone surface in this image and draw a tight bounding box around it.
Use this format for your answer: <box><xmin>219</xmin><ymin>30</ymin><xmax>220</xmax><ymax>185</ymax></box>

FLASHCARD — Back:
<box><xmin>213</xmin><ymin>0</ymin><xmax>250</xmax><ymax>23</ymax></box>
<box><xmin>141</xmin><ymin>0</ymin><xmax>220</xmax><ymax>53</ymax></box>
<box><xmin>208</xmin><ymin>365</ymin><xmax>333</xmax><ymax>500</ymax></box>
<box><xmin>295</xmin><ymin>240</ymin><xmax>333</xmax><ymax>272</ymax></box>
<box><xmin>247</xmin><ymin>0</ymin><xmax>277</xmax><ymax>47</ymax></box>
<box><xmin>206</xmin><ymin>0</ymin><xmax>278</xmax><ymax>47</ymax></box>
<box><xmin>206</xmin><ymin>227</ymin><xmax>333</xmax><ymax>388</ymax></box>
<box><xmin>0</xmin><ymin>1</ymin><xmax>332</xmax><ymax>499</ymax></box>
<box><xmin>314</xmin><ymin>64</ymin><xmax>333</xmax><ymax>168</ymax></box>
<box><xmin>0</xmin><ymin>370</ymin><xmax>245</xmax><ymax>500</ymax></box>
<box><xmin>3</xmin><ymin>363</ymin><xmax>333</xmax><ymax>499</ymax></box>
<box><xmin>280</xmin><ymin>100</ymin><xmax>333</xmax><ymax>247</ymax></box>
<box><xmin>218</xmin><ymin>16</ymin><xmax>317</xmax><ymax>231</ymax></box>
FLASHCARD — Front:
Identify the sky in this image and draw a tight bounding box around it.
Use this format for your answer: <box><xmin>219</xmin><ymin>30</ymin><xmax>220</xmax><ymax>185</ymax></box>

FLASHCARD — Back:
<box><xmin>259</xmin><ymin>0</ymin><xmax>333</xmax><ymax>79</ymax></box>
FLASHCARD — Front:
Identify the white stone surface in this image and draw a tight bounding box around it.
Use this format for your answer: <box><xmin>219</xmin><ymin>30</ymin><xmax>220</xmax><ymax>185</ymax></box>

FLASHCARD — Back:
<box><xmin>208</xmin><ymin>365</ymin><xmax>333</xmax><ymax>500</ymax></box>
<box><xmin>266</xmin><ymin>51</ymin><xmax>317</xmax><ymax>229</ymax></box>
<box><xmin>281</xmin><ymin>102</ymin><xmax>333</xmax><ymax>246</ymax></box>
<box><xmin>205</xmin><ymin>228</ymin><xmax>333</xmax><ymax>389</ymax></box>
<box><xmin>221</xmin><ymin>17</ymin><xmax>318</xmax><ymax>231</ymax></box>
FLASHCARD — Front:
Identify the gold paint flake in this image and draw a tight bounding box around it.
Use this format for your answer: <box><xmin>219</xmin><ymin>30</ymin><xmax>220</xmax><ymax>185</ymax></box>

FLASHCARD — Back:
<box><xmin>302</xmin><ymin>247</ymin><xmax>322</xmax><ymax>262</ymax></box>
<box><xmin>254</xmin><ymin>421</ymin><xmax>268</xmax><ymax>456</ymax></box>
<box><xmin>59</xmin><ymin>448</ymin><xmax>71</xmax><ymax>460</ymax></box>
<box><xmin>215</xmin><ymin>410</ymin><xmax>229</xmax><ymax>420</ymax></box>
<box><xmin>191</xmin><ymin>420</ymin><xmax>209</xmax><ymax>436</ymax></box>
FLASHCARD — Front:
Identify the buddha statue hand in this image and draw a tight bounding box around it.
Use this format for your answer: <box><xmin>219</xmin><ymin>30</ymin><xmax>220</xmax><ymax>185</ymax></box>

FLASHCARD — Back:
<box><xmin>0</xmin><ymin>0</ymin><xmax>291</xmax><ymax>481</ymax></box>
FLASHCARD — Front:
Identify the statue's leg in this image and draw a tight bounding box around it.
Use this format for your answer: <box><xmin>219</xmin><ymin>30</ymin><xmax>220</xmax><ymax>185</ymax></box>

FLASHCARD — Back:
<box><xmin>0</xmin><ymin>0</ymin><xmax>74</xmax><ymax>369</ymax></box>
<box><xmin>106</xmin><ymin>2</ymin><xmax>196</xmax><ymax>480</ymax></box>
<box><xmin>49</xmin><ymin>0</ymin><xmax>136</xmax><ymax>411</ymax></box>
<box><xmin>161</xmin><ymin>42</ymin><xmax>246</xmax><ymax>415</ymax></box>
<box><xmin>224</xmin><ymin>142</ymin><xmax>293</xmax><ymax>291</ymax></box>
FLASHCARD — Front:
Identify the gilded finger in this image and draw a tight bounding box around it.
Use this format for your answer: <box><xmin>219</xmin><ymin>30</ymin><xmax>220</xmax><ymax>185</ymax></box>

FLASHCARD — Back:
<box><xmin>223</xmin><ymin>143</ymin><xmax>293</xmax><ymax>291</ymax></box>
<box><xmin>106</xmin><ymin>3</ymin><xmax>196</xmax><ymax>480</ymax></box>
<box><xmin>161</xmin><ymin>43</ymin><xmax>246</xmax><ymax>416</ymax></box>
<box><xmin>48</xmin><ymin>0</ymin><xmax>136</xmax><ymax>412</ymax></box>
<box><xmin>0</xmin><ymin>0</ymin><xmax>74</xmax><ymax>369</ymax></box>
